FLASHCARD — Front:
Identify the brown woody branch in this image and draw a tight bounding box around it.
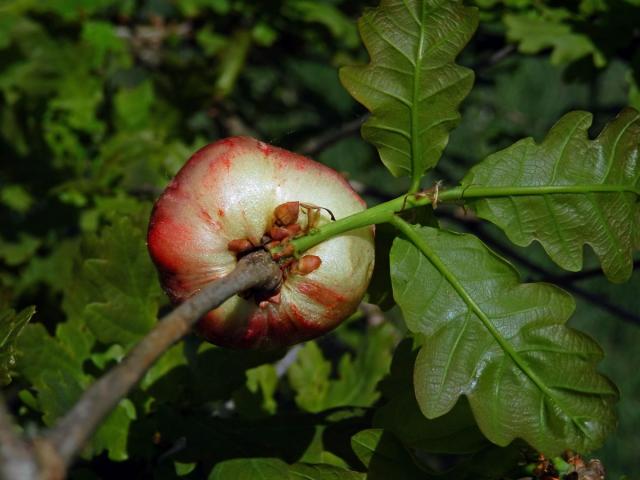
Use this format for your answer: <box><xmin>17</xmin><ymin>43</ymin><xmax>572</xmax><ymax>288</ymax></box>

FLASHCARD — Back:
<box><xmin>298</xmin><ymin>115</ymin><xmax>368</xmax><ymax>157</ymax></box>
<box><xmin>0</xmin><ymin>398</ymin><xmax>40</xmax><ymax>479</ymax></box>
<box><xmin>0</xmin><ymin>250</ymin><xmax>282</xmax><ymax>480</ymax></box>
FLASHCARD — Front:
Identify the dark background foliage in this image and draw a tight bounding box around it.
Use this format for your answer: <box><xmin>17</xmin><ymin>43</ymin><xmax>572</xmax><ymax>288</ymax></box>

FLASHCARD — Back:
<box><xmin>1</xmin><ymin>0</ymin><xmax>638</xmax><ymax>478</ymax></box>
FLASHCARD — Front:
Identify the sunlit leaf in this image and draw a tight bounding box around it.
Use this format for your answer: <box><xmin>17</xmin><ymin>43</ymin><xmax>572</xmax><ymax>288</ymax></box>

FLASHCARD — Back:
<box><xmin>390</xmin><ymin>226</ymin><xmax>618</xmax><ymax>455</ymax></box>
<box><xmin>504</xmin><ymin>12</ymin><xmax>605</xmax><ymax>67</ymax></box>
<box><xmin>80</xmin><ymin>216</ymin><xmax>163</xmax><ymax>346</ymax></box>
<box><xmin>461</xmin><ymin>108</ymin><xmax>640</xmax><ymax>282</ymax></box>
<box><xmin>288</xmin><ymin>325</ymin><xmax>395</xmax><ymax>413</ymax></box>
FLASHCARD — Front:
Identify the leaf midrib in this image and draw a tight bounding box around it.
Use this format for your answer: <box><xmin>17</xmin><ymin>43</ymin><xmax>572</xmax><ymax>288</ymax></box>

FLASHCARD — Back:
<box><xmin>391</xmin><ymin>218</ymin><xmax>592</xmax><ymax>438</ymax></box>
<box><xmin>444</xmin><ymin>183</ymin><xmax>640</xmax><ymax>201</ymax></box>
<box><xmin>409</xmin><ymin>1</ymin><xmax>426</xmax><ymax>192</ymax></box>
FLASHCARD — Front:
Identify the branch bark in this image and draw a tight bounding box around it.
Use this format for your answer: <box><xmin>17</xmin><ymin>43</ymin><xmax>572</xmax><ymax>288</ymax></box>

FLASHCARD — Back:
<box><xmin>298</xmin><ymin>115</ymin><xmax>368</xmax><ymax>157</ymax></box>
<box><xmin>0</xmin><ymin>397</ymin><xmax>40</xmax><ymax>479</ymax></box>
<box><xmin>0</xmin><ymin>250</ymin><xmax>282</xmax><ymax>480</ymax></box>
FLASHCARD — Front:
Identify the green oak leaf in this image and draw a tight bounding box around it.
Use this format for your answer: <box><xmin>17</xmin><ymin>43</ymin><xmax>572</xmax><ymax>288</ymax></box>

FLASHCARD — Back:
<box><xmin>289</xmin><ymin>463</ymin><xmax>365</xmax><ymax>480</ymax></box>
<box><xmin>0</xmin><ymin>305</ymin><xmax>35</xmax><ymax>386</ymax></box>
<box><xmin>287</xmin><ymin>1</ymin><xmax>359</xmax><ymax>48</ymax></box>
<box><xmin>461</xmin><ymin>108</ymin><xmax>640</xmax><ymax>282</ymax></box>
<box><xmin>208</xmin><ymin>458</ymin><xmax>364</xmax><ymax>479</ymax></box>
<box><xmin>340</xmin><ymin>0</ymin><xmax>477</xmax><ymax>188</ymax></box>
<box><xmin>15</xmin><ymin>322</ymin><xmax>133</xmax><ymax>460</ymax></box>
<box><xmin>288</xmin><ymin>324</ymin><xmax>395</xmax><ymax>413</ymax></box>
<box><xmin>390</xmin><ymin>225</ymin><xmax>618</xmax><ymax>455</ymax></box>
<box><xmin>81</xmin><ymin>216</ymin><xmax>163</xmax><ymax>346</ymax></box>
<box><xmin>373</xmin><ymin>342</ymin><xmax>524</xmax><ymax>479</ymax></box>
<box><xmin>232</xmin><ymin>364</ymin><xmax>279</xmax><ymax>418</ymax></box>
<box><xmin>351</xmin><ymin>429</ymin><xmax>426</xmax><ymax>479</ymax></box>
<box><xmin>16</xmin><ymin>323</ymin><xmax>89</xmax><ymax>393</ymax></box>
<box><xmin>297</xmin><ymin>410</ymin><xmax>355</xmax><ymax>468</ymax></box>
<box><xmin>504</xmin><ymin>13</ymin><xmax>605</xmax><ymax>67</ymax></box>
<box><xmin>0</xmin><ymin>234</ymin><xmax>40</xmax><ymax>266</ymax></box>
<box><xmin>374</xmin><ymin>340</ymin><xmax>489</xmax><ymax>454</ymax></box>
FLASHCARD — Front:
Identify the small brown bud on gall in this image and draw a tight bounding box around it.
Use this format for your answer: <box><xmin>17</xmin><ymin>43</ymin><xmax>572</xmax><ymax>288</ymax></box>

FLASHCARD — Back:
<box><xmin>272</xmin><ymin>243</ymin><xmax>294</xmax><ymax>260</ymax></box>
<box><xmin>274</xmin><ymin>201</ymin><xmax>299</xmax><ymax>226</ymax></box>
<box><xmin>269</xmin><ymin>225</ymin><xmax>290</xmax><ymax>241</ymax></box>
<box><xmin>265</xmin><ymin>240</ymin><xmax>281</xmax><ymax>250</ymax></box>
<box><xmin>296</xmin><ymin>255</ymin><xmax>322</xmax><ymax>275</ymax></box>
<box><xmin>228</xmin><ymin>238</ymin><xmax>253</xmax><ymax>254</ymax></box>
<box><xmin>286</xmin><ymin>223</ymin><xmax>301</xmax><ymax>235</ymax></box>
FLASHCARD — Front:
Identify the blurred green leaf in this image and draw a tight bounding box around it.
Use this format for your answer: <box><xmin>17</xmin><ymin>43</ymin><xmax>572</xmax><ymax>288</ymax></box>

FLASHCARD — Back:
<box><xmin>252</xmin><ymin>22</ymin><xmax>278</xmax><ymax>47</ymax></box>
<box><xmin>196</xmin><ymin>26</ymin><xmax>227</xmax><ymax>56</ymax></box>
<box><xmin>175</xmin><ymin>461</ymin><xmax>196</xmax><ymax>476</ymax></box>
<box><xmin>288</xmin><ymin>324</ymin><xmax>395</xmax><ymax>413</ymax></box>
<box><xmin>89</xmin><ymin>398</ymin><xmax>136</xmax><ymax>461</ymax></box>
<box><xmin>190</xmin><ymin>343</ymin><xmax>282</xmax><ymax>403</ymax></box>
<box><xmin>287</xmin><ymin>1</ymin><xmax>359</xmax><ymax>48</ymax></box>
<box><xmin>178</xmin><ymin>0</ymin><xmax>231</xmax><ymax>16</ymax></box>
<box><xmin>15</xmin><ymin>323</ymin><xmax>97</xmax><ymax>450</ymax></box>
<box><xmin>287</xmin><ymin>60</ymin><xmax>354</xmax><ymax>115</ymax></box>
<box><xmin>48</xmin><ymin>73</ymin><xmax>104</xmax><ymax>135</ymax></box>
<box><xmin>0</xmin><ymin>305</ymin><xmax>35</xmax><ymax>385</ymax></box>
<box><xmin>390</xmin><ymin>225</ymin><xmax>618</xmax><ymax>455</ymax></box>
<box><xmin>214</xmin><ymin>30</ymin><xmax>251</xmax><ymax>98</ymax></box>
<box><xmin>0</xmin><ymin>234</ymin><xmax>40</xmax><ymax>266</ymax></box>
<box><xmin>140</xmin><ymin>343</ymin><xmax>186</xmax><ymax>398</ymax></box>
<box><xmin>505</xmin><ymin>12</ymin><xmax>606</xmax><ymax>67</ymax></box>
<box><xmin>340</xmin><ymin>0</ymin><xmax>477</xmax><ymax>187</ymax></box>
<box><xmin>14</xmin><ymin>297</ymin><xmax>131</xmax><ymax>462</ymax></box>
<box><xmin>114</xmin><ymin>80</ymin><xmax>155</xmax><ymax>131</ymax></box>
<box><xmin>288</xmin><ymin>341</ymin><xmax>331</xmax><ymax>412</ymax></box>
<box><xmin>0</xmin><ymin>185</ymin><xmax>33</xmax><ymax>213</ymax></box>
<box><xmin>81</xmin><ymin>20</ymin><xmax>130</xmax><ymax>68</ymax></box>
<box><xmin>29</xmin><ymin>0</ymin><xmax>127</xmax><ymax>20</ymax></box>
<box><xmin>79</xmin><ymin>216</ymin><xmax>162</xmax><ymax>346</ymax></box>
<box><xmin>0</xmin><ymin>13</ymin><xmax>19</xmax><ymax>49</ymax></box>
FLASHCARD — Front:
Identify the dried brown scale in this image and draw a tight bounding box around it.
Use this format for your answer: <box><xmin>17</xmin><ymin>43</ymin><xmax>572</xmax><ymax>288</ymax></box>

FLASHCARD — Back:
<box><xmin>296</xmin><ymin>255</ymin><xmax>322</xmax><ymax>275</ymax></box>
<box><xmin>274</xmin><ymin>201</ymin><xmax>300</xmax><ymax>226</ymax></box>
<box><xmin>271</xmin><ymin>243</ymin><xmax>294</xmax><ymax>261</ymax></box>
<box><xmin>227</xmin><ymin>238</ymin><xmax>254</xmax><ymax>254</ymax></box>
<box><xmin>226</xmin><ymin>204</ymin><xmax>325</xmax><ymax>307</ymax></box>
<box><xmin>286</xmin><ymin>223</ymin><xmax>301</xmax><ymax>235</ymax></box>
<box><xmin>269</xmin><ymin>225</ymin><xmax>291</xmax><ymax>241</ymax></box>
<box><xmin>300</xmin><ymin>202</ymin><xmax>336</xmax><ymax>221</ymax></box>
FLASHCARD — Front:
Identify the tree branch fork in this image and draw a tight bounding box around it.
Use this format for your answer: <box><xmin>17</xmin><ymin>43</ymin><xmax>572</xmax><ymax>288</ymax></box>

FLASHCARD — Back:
<box><xmin>0</xmin><ymin>251</ymin><xmax>282</xmax><ymax>480</ymax></box>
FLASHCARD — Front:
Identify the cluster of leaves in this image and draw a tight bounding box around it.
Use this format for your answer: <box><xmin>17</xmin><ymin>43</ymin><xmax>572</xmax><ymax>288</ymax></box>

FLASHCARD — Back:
<box><xmin>1</xmin><ymin>0</ymin><xmax>639</xmax><ymax>478</ymax></box>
